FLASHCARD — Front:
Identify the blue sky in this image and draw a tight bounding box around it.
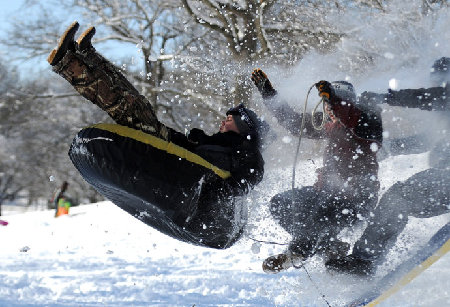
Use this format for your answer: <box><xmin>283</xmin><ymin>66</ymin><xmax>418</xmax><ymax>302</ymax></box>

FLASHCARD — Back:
<box><xmin>0</xmin><ymin>0</ymin><xmax>43</xmax><ymax>73</ymax></box>
<box><xmin>0</xmin><ymin>0</ymin><xmax>24</xmax><ymax>31</ymax></box>
<box><xmin>0</xmin><ymin>0</ymin><xmax>139</xmax><ymax>76</ymax></box>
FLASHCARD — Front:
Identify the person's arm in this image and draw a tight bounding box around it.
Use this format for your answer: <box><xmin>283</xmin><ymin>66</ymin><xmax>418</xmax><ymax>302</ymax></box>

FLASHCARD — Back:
<box><xmin>224</xmin><ymin>145</ymin><xmax>264</xmax><ymax>196</ymax></box>
<box><xmin>360</xmin><ymin>91</ymin><xmax>387</xmax><ymax>105</ymax></box>
<box><xmin>316</xmin><ymin>80</ymin><xmax>360</xmax><ymax>128</ymax></box>
<box><xmin>317</xmin><ymin>81</ymin><xmax>383</xmax><ymax>144</ymax></box>
<box><xmin>386</xmin><ymin>86</ymin><xmax>449</xmax><ymax>111</ymax></box>
<box><xmin>361</xmin><ymin>85</ymin><xmax>449</xmax><ymax>111</ymax></box>
<box><xmin>165</xmin><ymin>127</ymin><xmax>199</xmax><ymax>151</ymax></box>
<box><xmin>251</xmin><ymin>69</ymin><xmax>323</xmax><ymax>138</ymax></box>
<box><xmin>196</xmin><ymin>142</ymin><xmax>264</xmax><ymax>200</ymax></box>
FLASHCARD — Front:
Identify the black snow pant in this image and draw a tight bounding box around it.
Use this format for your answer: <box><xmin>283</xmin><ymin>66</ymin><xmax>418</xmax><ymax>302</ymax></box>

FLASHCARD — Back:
<box><xmin>270</xmin><ymin>186</ymin><xmax>376</xmax><ymax>258</ymax></box>
<box><xmin>353</xmin><ymin>168</ymin><xmax>450</xmax><ymax>261</ymax></box>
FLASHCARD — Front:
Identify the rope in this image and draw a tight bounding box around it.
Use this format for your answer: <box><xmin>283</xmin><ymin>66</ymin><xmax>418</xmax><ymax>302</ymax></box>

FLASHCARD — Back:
<box><xmin>312</xmin><ymin>98</ymin><xmax>328</xmax><ymax>131</ymax></box>
<box><xmin>290</xmin><ymin>83</ymin><xmax>332</xmax><ymax>307</ymax></box>
<box><xmin>291</xmin><ymin>85</ymin><xmax>327</xmax><ymax>192</ymax></box>
<box><xmin>293</xmin><ymin>262</ymin><xmax>333</xmax><ymax>307</ymax></box>
<box><xmin>248</xmin><ymin>83</ymin><xmax>333</xmax><ymax>307</ymax></box>
<box><xmin>249</xmin><ymin>232</ymin><xmax>333</xmax><ymax>307</ymax></box>
<box><xmin>247</xmin><ymin>235</ymin><xmax>289</xmax><ymax>246</ymax></box>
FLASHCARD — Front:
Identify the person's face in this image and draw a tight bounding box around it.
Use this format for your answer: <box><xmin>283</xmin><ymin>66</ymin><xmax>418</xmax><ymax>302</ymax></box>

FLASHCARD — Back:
<box><xmin>219</xmin><ymin>115</ymin><xmax>240</xmax><ymax>133</ymax></box>
<box><xmin>325</xmin><ymin>103</ymin><xmax>338</xmax><ymax>123</ymax></box>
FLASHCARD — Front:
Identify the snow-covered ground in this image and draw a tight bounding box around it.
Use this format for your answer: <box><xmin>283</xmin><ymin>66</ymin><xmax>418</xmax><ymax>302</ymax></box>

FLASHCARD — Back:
<box><xmin>0</xmin><ymin>153</ymin><xmax>449</xmax><ymax>307</ymax></box>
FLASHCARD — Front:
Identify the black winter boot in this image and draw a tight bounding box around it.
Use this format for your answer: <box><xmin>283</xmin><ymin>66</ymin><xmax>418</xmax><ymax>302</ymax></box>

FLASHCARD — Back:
<box><xmin>262</xmin><ymin>240</ymin><xmax>313</xmax><ymax>274</ymax></box>
<box><xmin>317</xmin><ymin>240</ymin><xmax>351</xmax><ymax>261</ymax></box>
<box><xmin>325</xmin><ymin>254</ymin><xmax>375</xmax><ymax>276</ymax></box>
<box><xmin>48</xmin><ymin>21</ymin><xmax>79</xmax><ymax>66</ymax></box>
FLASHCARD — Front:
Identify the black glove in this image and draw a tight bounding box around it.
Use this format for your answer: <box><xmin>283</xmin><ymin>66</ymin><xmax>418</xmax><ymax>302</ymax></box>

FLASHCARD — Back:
<box><xmin>387</xmin><ymin>89</ymin><xmax>396</xmax><ymax>100</ymax></box>
<box><xmin>315</xmin><ymin>80</ymin><xmax>334</xmax><ymax>101</ymax></box>
<box><xmin>251</xmin><ymin>68</ymin><xmax>277</xmax><ymax>98</ymax></box>
<box><xmin>187</xmin><ymin>128</ymin><xmax>207</xmax><ymax>144</ymax></box>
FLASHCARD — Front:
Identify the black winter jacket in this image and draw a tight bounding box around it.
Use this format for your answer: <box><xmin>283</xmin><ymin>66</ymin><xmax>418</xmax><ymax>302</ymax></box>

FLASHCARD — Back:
<box><xmin>261</xmin><ymin>95</ymin><xmax>381</xmax><ymax>199</ymax></box>
<box><xmin>168</xmin><ymin>127</ymin><xmax>265</xmax><ymax>248</ymax></box>
<box><xmin>170</xmin><ymin>128</ymin><xmax>264</xmax><ymax>196</ymax></box>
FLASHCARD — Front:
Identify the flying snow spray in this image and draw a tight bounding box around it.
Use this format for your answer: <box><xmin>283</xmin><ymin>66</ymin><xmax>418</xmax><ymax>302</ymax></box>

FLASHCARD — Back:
<box><xmin>291</xmin><ymin>82</ymin><xmax>328</xmax><ymax>192</ymax></box>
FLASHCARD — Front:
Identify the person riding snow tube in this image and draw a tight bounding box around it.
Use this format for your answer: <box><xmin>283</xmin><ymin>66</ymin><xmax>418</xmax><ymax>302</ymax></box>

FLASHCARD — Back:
<box><xmin>69</xmin><ymin>115</ymin><xmax>266</xmax><ymax>249</ymax></box>
<box><xmin>48</xmin><ymin>21</ymin><xmax>269</xmax><ymax>249</ymax></box>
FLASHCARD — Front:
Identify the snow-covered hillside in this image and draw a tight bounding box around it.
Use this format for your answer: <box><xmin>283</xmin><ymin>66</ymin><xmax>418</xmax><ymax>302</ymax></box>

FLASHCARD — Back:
<box><xmin>0</xmin><ymin>153</ymin><xmax>449</xmax><ymax>307</ymax></box>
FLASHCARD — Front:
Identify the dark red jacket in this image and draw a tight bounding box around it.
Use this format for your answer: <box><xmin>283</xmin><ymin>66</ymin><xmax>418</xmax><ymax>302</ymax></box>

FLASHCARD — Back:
<box><xmin>263</xmin><ymin>95</ymin><xmax>382</xmax><ymax>199</ymax></box>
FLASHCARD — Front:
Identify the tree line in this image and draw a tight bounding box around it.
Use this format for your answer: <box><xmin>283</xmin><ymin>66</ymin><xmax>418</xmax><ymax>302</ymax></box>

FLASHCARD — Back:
<box><xmin>0</xmin><ymin>0</ymin><xmax>447</xmax><ymax>213</ymax></box>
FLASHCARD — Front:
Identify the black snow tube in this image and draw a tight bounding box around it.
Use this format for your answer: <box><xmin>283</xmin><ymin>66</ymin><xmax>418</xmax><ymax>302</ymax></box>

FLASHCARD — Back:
<box><xmin>68</xmin><ymin>123</ymin><xmax>232</xmax><ymax>247</ymax></box>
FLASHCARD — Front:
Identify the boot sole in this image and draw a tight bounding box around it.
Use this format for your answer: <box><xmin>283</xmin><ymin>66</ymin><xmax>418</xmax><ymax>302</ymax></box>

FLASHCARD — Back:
<box><xmin>47</xmin><ymin>21</ymin><xmax>80</xmax><ymax>65</ymax></box>
<box><xmin>77</xmin><ymin>26</ymin><xmax>96</xmax><ymax>51</ymax></box>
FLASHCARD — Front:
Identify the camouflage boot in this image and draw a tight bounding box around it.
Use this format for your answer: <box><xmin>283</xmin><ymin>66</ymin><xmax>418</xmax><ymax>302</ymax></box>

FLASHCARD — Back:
<box><xmin>51</xmin><ymin>49</ymin><xmax>169</xmax><ymax>140</ymax></box>
<box><xmin>76</xmin><ymin>26</ymin><xmax>96</xmax><ymax>52</ymax></box>
<box><xmin>47</xmin><ymin>21</ymin><xmax>79</xmax><ymax>66</ymax></box>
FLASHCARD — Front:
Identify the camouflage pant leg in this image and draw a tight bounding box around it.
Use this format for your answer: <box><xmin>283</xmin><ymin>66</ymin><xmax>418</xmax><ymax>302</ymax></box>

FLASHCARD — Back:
<box><xmin>52</xmin><ymin>49</ymin><xmax>169</xmax><ymax>140</ymax></box>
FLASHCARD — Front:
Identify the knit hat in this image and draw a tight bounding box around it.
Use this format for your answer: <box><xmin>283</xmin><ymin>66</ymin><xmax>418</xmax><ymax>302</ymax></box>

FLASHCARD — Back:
<box><xmin>226</xmin><ymin>104</ymin><xmax>270</xmax><ymax>145</ymax></box>
<box><xmin>331</xmin><ymin>81</ymin><xmax>356</xmax><ymax>102</ymax></box>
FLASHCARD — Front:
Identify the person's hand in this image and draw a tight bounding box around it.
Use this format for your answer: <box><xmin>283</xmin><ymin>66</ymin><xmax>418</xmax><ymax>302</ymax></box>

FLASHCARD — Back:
<box><xmin>188</xmin><ymin>128</ymin><xmax>207</xmax><ymax>144</ymax></box>
<box><xmin>251</xmin><ymin>68</ymin><xmax>277</xmax><ymax>98</ymax></box>
<box><xmin>315</xmin><ymin>80</ymin><xmax>333</xmax><ymax>101</ymax></box>
<box><xmin>387</xmin><ymin>89</ymin><xmax>396</xmax><ymax>100</ymax></box>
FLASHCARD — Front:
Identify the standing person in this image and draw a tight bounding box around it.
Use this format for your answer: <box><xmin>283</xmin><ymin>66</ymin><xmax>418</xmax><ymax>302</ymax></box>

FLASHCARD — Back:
<box><xmin>251</xmin><ymin>69</ymin><xmax>383</xmax><ymax>273</ymax></box>
<box><xmin>56</xmin><ymin>196</ymin><xmax>72</xmax><ymax>218</ymax></box>
<box><xmin>47</xmin><ymin>21</ymin><xmax>268</xmax><ymax>249</ymax></box>
<box><xmin>326</xmin><ymin>57</ymin><xmax>450</xmax><ymax>275</ymax></box>
<box><xmin>51</xmin><ymin>181</ymin><xmax>70</xmax><ymax>217</ymax></box>
<box><xmin>48</xmin><ymin>181</ymin><xmax>69</xmax><ymax>217</ymax></box>
<box><xmin>50</xmin><ymin>181</ymin><xmax>68</xmax><ymax>209</ymax></box>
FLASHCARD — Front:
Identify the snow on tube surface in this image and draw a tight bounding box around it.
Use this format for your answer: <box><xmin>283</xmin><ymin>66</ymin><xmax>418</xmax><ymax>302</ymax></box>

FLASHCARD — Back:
<box><xmin>68</xmin><ymin>123</ymin><xmax>232</xmax><ymax>246</ymax></box>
